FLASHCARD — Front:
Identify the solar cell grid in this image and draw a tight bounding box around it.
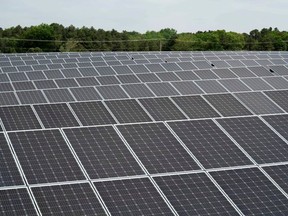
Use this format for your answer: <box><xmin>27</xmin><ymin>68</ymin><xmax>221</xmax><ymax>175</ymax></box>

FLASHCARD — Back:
<box><xmin>8</xmin><ymin>129</ymin><xmax>85</xmax><ymax>184</ymax></box>
<box><xmin>122</xmin><ymin>84</ymin><xmax>154</xmax><ymax>98</ymax></box>
<box><xmin>0</xmin><ymin>133</ymin><xmax>24</xmax><ymax>187</ymax></box>
<box><xmin>235</xmin><ymin>92</ymin><xmax>284</xmax><ymax>114</ymax></box>
<box><xmin>16</xmin><ymin>90</ymin><xmax>47</xmax><ymax>104</ymax></box>
<box><xmin>241</xmin><ymin>78</ymin><xmax>273</xmax><ymax>90</ymax></box>
<box><xmin>117</xmin><ymin>123</ymin><xmax>200</xmax><ymax>174</ymax></box>
<box><xmin>44</xmin><ymin>88</ymin><xmax>75</xmax><ymax>102</ymax></box>
<box><xmin>211</xmin><ymin>168</ymin><xmax>288</xmax><ymax>215</ymax></box>
<box><xmin>34</xmin><ymin>103</ymin><xmax>79</xmax><ymax>128</ymax></box>
<box><xmin>154</xmin><ymin>173</ymin><xmax>238</xmax><ymax>215</ymax></box>
<box><xmin>139</xmin><ymin>97</ymin><xmax>186</xmax><ymax>121</ymax></box>
<box><xmin>95</xmin><ymin>178</ymin><xmax>174</xmax><ymax>215</ymax></box>
<box><xmin>32</xmin><ymin>183</ymin><xmax>106</xmax><ymax>215</ymax></box>
<box><xmin>64</xmin><ymin>126</ymin><xmax>144</xmax><ymax>179</ymax></box>
<box><xmin>69</xmin><ymin>101</ymin><xmax>116</xmax><ymax>126</ymax></box>
<box><xmin>217</xmin><ymin>117</ymin><xmax>288</xmax><ymax>164</ymax></box>
<box><xmin>195</xmin><ymin>80</ymin><xmax>228</xmax><ymax>93</ymax></box>
<box><xmin>0</xmin><ymin>105</ymin><xmax>41</xmax><ymax>131</ymax></box>
<box><xmin>0</xmin><ymin>188</ymin><xmax>38</xmax><ymax>216</ymax></box>
<box><xmin>263</xmin><ymin>164</ymin><xmax>288</xmax><ymax>194</ymax></box>
<box><xmin>147</xmin><ymin>82</ymin><xmax>179</xmax><ymax>96</ymax></box>
<box><xmin>169</xmin><ymin>120</ymin><xmax>252</xmax><ymax>168</ymax></box>
<box><xmin>264</xmin><ymin>90</ymin><xmax>288</xmax><ymax>112</ymax></box>
<box><xmin>105</xmin><ymin>99</ymin><xmax>152</xmax><ymax>123</ymax></box>
<box><xmin>172</xmin><ymin>95</ymin><xmax>220</xmax><ymax>119</ymax></box>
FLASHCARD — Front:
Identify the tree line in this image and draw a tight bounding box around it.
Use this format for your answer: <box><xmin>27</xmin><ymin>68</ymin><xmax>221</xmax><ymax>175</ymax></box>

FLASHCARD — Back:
<box><xmin>0</xmin><ymin>23</ymin><xmax>287</xmax><ymax>53</ymax></box>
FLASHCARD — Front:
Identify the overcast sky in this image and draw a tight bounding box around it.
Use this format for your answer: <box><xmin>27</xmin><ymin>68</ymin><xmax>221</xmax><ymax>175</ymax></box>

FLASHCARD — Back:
<box><xmin>1</xmin><ymin>0</ymin><xmax>288</xmax><ymax>33</ymax></box>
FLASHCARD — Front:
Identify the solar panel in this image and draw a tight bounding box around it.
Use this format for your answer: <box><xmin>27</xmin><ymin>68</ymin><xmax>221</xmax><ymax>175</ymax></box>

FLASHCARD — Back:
<box><xmin>16</xmin><ymin>90</ymin><xmax>48</xmax><ymax>104</ymax></box>
<box><xmin>171</xmin><ymin>81</ymin><xmax>204</xmax><ymax>95</ymax></box>
<box><xmin>263</xmin><ymin>77</ymin><xmax>288</xmax><ymax>89</ymax></box>
<box><xmin>139</xmin><ymin>97</ymin><xmax>186</xmax><ymax>121</ymax></box>
<box><xmin>95</xmin><ymin>178</ymin><xmax>173</xmax><ymax>215</ymax></box>
<box><xmin>218</xmin><ymin>79</ymin><xmax>251</xmax><ymax>92</ymax></box>
<box><xmin>263</xmin><ymin>164</ymin><xmax>288</xmax><ymax>193</ymax></box>
<box><xmin>55</xmin><ymin>78</ymin><xmax>79</xmax><ymax>88</ymax></box>
<box><xmin>34</xmin><ymin>103</ymin><xmax>79</xmax><ymax>128</ymax></box>
<box><xmin>203</xmin><ymin>93</ymin><xmax>252</xmax><ymax>117</ymax></box>
<box><xmin>0</xmin><ymin>83</ymin><xmax>14</xmax><ymax>92</ymax></box>
<box><xmin>235</xmin><ymin>92</ymin><xmax>284</xmax><ymax>114</ymax></box>
<box><xmin>195</xmin><ymin>80</ymin><xmax>228</xmax><ymax>93</ymax></box>
<box><xmin>172</xmin><ymin>96</ymin><xmax>220</xmax><ymax>119</ymax></box>
<box><xmin>212</xmin><ymin>68</ymin><xmax>237</xmax><ymax>78</ymax></box>
<box><xmin>194</xmin><ymin>69</ymin><xmax>219</xmax><ymax>79</ymax></box>
<box><xmin>230</xmin><ymin>67</ymin><xmax>256</xmax><ymax>78</ymax></box>
<box><xmin>241</xmin><ymin>78</ymin><xmax>273</xmax><ymax>91</ymax></box>
<box><xmin>32</xmin><ymin>183</ymin><xmax>106</xmax><ymax>215</ymax></box>
<box><xmin>211</xmin><ymin>168</ymin><xmax>288</xmax><ymax>215</ymax></box>
<box><xmin>122</xmin><ymin>84</ymin><xmax>154</xmax><ymax>98</ymax></box>
<box><xmin>0</xmin><ymin>188</ymin><xmax>38</xmax><ymax>215</ymax></box>
<box><xmin>70</xmin><ymin>87</ymin><xmax>102</xmax><ymax>101</ymax></box>
<box><xmin>169</xmin><ymin>120</ymin><xmax>252</xmax><ymax>168</ymax></box>
<box><xmin>217</xmin><ymin>117</ymin><xmax>288</xmax><ymax>164</ymax></box>
<box><xmin>97</xmin><ymin>85</ymin><xmax>129</xmax><ymax>99</ymax></box>
<box><xmin>147</xmin><ymin>82</ymin><xmax>179</xmax><ymax>96</ymax></box>
<box><xmin>105</xmin><ymin>99</ymin><xmax>152</xmax><ymax>123</ymax></box>
<box><xmin>154</xmin><ymin>173</ymin><xmax>238</xmax><ymax>215</ymax></box>
<box><xmin>264</xmin><ymin>90</ymin><xmax>288</xmax><ymax>111</ymax></box>
<box><xmin>44</xmin><ymin>88</ymin><xmax>75</xmax><ymax>102</ymax></box>
<box><xmin>97</xmin><ymin>76</ymin><xmax>120</xmax><ymax>85</ymax></box>
<box><xmin>0</xmin><ymin>92</ymin><xmax>19</xmax><ymax>106</ymax></box>
<box><xmin>118</xmin><ymin>123</ymin><xmax>200</xmax><ymax>173</ymax></box>
<box><xmin>64</xmin><ymin>126</ymin><xmax>144</xmax><ymax>179</ymax></box>
<box><xmin>262</xmin><ymin>114</ymin><xmax>288</xmax><ymax>140</ymax></box>
<box><xmin>8</xmin><ymin>129</ymin><xmax>85</xmax><ymax>184</ymax></box>
<box><xmin>34</xmin><ymin>80</ymin><xmax>57</xmax><ymax>89</ymax></box>
<box><xmin>0</xmin><ymin>106</ymin><xmax>41</xmax><ymax>131</ymax></box>
<box><xmin>175</xmin><ymin>70</ymin><xmax>200</xmax><ymax>80</ymax></box>
<box><xmin>70</xmin><ymin>101</ymin><xmax>116</xmax><ymax>126</ymax></box>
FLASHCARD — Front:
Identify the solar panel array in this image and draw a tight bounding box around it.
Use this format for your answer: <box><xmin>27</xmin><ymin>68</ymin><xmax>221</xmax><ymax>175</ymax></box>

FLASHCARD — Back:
<box><xmin>1</xmin><ymin>51</ymin><xmax>288</xmax><ymax>215</ymax></box>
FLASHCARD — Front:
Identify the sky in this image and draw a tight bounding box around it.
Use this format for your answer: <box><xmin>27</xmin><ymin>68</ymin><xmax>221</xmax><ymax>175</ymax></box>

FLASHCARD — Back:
<box><xmin>1</xmin><ymin>0</ymin><xmax>288</xmax><ymax>33</ymax></box>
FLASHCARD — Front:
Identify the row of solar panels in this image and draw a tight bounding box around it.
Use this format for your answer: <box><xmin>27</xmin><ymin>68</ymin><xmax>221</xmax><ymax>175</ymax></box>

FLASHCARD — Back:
<box><xmin>1</xmin><ymin>115</ymin><xmax>288</xmax><ymax>215</ymax></box>
<box><xmin>0</xmin><ymin>91</ymin><xmax>287</xmax><ymax>133</ymax></box>
<box><xmin>1</xmin><ymin>66</ymin><xmax>288</xmax><ymax>89</ymax></box>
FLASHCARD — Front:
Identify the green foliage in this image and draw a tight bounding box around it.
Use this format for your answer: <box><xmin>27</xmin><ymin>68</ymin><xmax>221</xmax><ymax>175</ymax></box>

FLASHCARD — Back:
<box><xmin>0</xmin><ymin>24</ymin><xmax>288</xmax><ymax>53</ymax></box>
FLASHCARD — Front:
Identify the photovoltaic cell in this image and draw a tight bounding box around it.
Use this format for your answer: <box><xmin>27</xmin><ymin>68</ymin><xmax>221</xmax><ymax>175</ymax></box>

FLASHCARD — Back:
<box><xmin>105</xmin><ymin>99</ymin><xmax>152</xmax><ymax>123</ymax></box>
<box><xmin>203</xmin><ymin>93</ymin><xmax>253</xmax><ymax>117</ymax></box>
<box><xmin>96</xmin><ymin>66</ymin><xmax>116</xmax><ymax>75</ymax></box>
<box><xmin>230</xmin><ymin>67</ymin><xmax>256</xmax><ymax>78</ymax></box>
<box><xmin>70</xmin><ymin>101</ymin><xmax>116</xmax><ymax>126</ymax></box>
<box><xmin>55</xmin><ymin>78</ymin><xmax>79</xmax><ymax>88</ymax></box>
<box><xmin>64</xmin><ymin>126</ymin><xmax>144</xmax><ymax>179</ymax></box>
<box><xmin>144</xmin><ymin>63</ymin><xmax>166</xmax><ymax>72</ymax></box>
<box><xmin>97</xmin><ymin>76</ymin><xmax>120</xmax><ymax>85</ymax></box>
<box><xmin>212</xmin><ymin>68</ymin><xmax>237</xmax><ymax>79</ymax></box>
<box><xmin>0</xmin><ymin>188</ymin><xmax>38</xmax><ymax>216</ymax></box>
<box><xmin>118</xmin><ymin>123</ymin><xmax>200</xmax><ymax>173</ymax></box>
<box><xmin>9</xmin><ymin>129</ymin><xmax>85</xmax><ymax>184</ymax></box>
<box><xmin>171</xmin><ymin>81</ymin><xmax>204</xmax><ymax>95</ymax></box>
<box><xmin>169</xmin><ymin>120</ymin><xmax>252</xmax><ymax>168</ymax></box>
<box><xmin>217</xmin><ymin>117</ymin><xmax>288</xmax><ymax>164</ymax></box>
<box><xmin>137</xmin><ymin>73</ymin><xmax>161</xmax><ymax>82</ymax></box>
<box><xmin>172</xmin><ymin>96</ymin><xmax>220</xmax><ymax>119</ymax></box>
<box><xmin>0</xmin><ymin>106</ymin><xmax>41</xmax><ymax>131</ymax></box>
<box><xmin>76</xmin><ymin>77</ymin><xmax>100</xmax><ymax>86</ymax></box>
<box><xmin>264</xmin><ymin>90</ymin><xmax>288</xmax><ymax>112</ymax></box>
<box><xmin>0</xmin><ymin>133</ymin><xmax>24</xmax><ymax>186</ymax></box>
<box><xmin>235</xmin><ymin>92</ymin><xmax>284</xmax><ymax>114</ymax></box>
<box><xmin>34</xmin><ymin>80</ymin><xmax>57</xmax><ymax>89</ymax></box>
<box><xmin>32</xmin><ymin>183</ymin><xmax>106</xmax><ymax>215</ymax></box>
<box><xmin>0</xmin><ymin>83</ymin><xmax>14</xmax><ymax>92</ymax></box>
<box><xmin>117</xmin><ymin>74</ymin><xmax>141</xmax><ymax>84</ymax></box>
<box><xmin>157</xmin><ymin>72</ymin><xmax>180</xmax><ymax>81</ymax></box>
<box><xmin>95</xmin><ymin>178</ymin><xmax>173</xmax><ymax>215</ymax></box>
<box><xmin>129</xmin><ymin>64</ymin><xmax>150</xmax><ymax>73</ymax></box>
<box><xmin>154</xmin><ymin>173</ymin><xmax>238</xmax><ymax>215</ymax></box>
<box><xmin>34</xmin><ymin>103</ymin><xmax>79</xmax><ymax>128</ymax></box>
<box><xmin>211</xmin><ymin>168</ymin><xmax>288</xmax><ymax>215</ymax></box>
